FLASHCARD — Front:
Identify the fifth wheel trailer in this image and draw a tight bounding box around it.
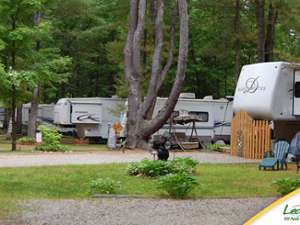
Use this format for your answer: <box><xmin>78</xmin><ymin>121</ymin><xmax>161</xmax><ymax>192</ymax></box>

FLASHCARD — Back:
<box><xmin>121</xmin><ymin>94</ymin><xmax>233</xmax><ymax>144</ymax></box>
<box><xmin>233</xmin><ymin>61</ymin><xmax>300</xmax><ymax>141</ymax></box>
<box><xmin>54</xmin><ymin>97</ymin><xmax>125</xmax><ymax>141</ymax></box>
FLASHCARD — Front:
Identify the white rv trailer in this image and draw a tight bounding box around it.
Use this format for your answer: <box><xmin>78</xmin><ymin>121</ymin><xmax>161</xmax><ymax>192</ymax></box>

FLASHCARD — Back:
<box><xmin>121</xmin><ymin>94</ymin><xmax>233</xmax><ymax>143</ymax></box>
<box><xmin>22</xmin><ymin>103</ymin><xmax>55</xmax><ymax>125</ymax></box>
<box><xmin>155</xmin><ymin>95</ymin><xmax>232</xmax><ymax>143</ymax></box>
<box><xmin>233</xmin><ymin>61</ymin><xmax>300</xmax><ymax>141</ymax></box>
<box><xmin>54</xmin><ymin>97</ymin><xmax>125</xmax><ymax>140</ymax></box>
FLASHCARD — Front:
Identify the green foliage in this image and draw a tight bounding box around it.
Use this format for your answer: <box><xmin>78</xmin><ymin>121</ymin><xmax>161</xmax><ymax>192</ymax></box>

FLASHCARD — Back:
<box><xmin>0</xmin><ymin>0</ymin><xmax>300</xmax><ymax>102</ymax></box>
<box><xmin>157</xmin><ymin>173</ymin><xmax>199</xmax><ymax>199</ymax></box>
<box><xmin>273</xmin><ymin>178</ymin><xmax>300</xmax><ymax>196</ymax></box>
<box><xmin>127</xmin><ymin>159</ymin><xmax>171</xmax><ymax>177</ymax></box>
<box><xmin>35</xmin><ymin>125</ymin><xmax>68</xmax><ymax>152</ymax></box>
<box><xmin>90</xmin><ymin>177</ymin><xmax>121</xmax><ymax>194</ymax></box>
<box><xmin>205</xmin><ymin>143</ymin><xmax>227</xmax><ymax>152</ymax></box>
<box><xmin>171</xmin><ymin>157</ymin><xmax>199</xmax><ymax>174</ymax></box>
<box><xmin>127</xmin><ymin>158</ymin><xmax>198</xmax><ymax>177</ymax></box>
<box><xmin>17</xmin><ymin>136</ymin><xmax>36</xmax><ymax>145</ymax></box>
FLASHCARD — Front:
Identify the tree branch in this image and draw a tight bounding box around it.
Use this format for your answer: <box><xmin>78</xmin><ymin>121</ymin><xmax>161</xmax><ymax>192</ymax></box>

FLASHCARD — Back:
<box><xmin>142</xmin><ymin>0</ymin><xmax>188</xmax><ymax>138</ymax></box>
<box><xmin>157</xmin><ymin>4</ymin><xmax>177</xmax><ymax>92</ymax></box>
<box><xmin>132</xmin><ymin>0</ymin><xmax>147</xmax><ymax>79</ymax></box>
<box><xmin>141</xmin><ymin>0</ymin><xmax>165</xmax><ymax>117</ymax></box>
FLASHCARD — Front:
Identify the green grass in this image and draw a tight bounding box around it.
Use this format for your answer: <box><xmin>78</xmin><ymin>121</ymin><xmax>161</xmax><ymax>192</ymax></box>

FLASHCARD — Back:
<box><xmin>0</xmin><ymin>163</ymin><xmax>299</xmax><ymax>218</ymax></box>
<box><xmin>0</xmin><ymin>143</ymin><xmax>108</xmax><ymax>153</ymax></box>
<box><xmin>0</xmin><ymin>134</ymin><xmax>109</xmax><ymax>153</ymax></box>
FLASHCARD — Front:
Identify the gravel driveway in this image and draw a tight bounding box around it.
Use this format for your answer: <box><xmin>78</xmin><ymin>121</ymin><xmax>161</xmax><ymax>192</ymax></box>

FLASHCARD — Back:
<box><xmin>12</xmin><ymin>197</ymin><xmax>275</xmax><ymax>225</ymax></box>
<box><xmin>0</xmin><ymin>151</ymin><xmax>257</xmax><ymax>168</ymax></box>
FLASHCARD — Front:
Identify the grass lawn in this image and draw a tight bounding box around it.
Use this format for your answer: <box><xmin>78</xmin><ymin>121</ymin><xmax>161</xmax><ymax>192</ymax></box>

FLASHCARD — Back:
<box><xmin>0</xmin><ymin>135</ymin><xmax>108</xmax><ymax>153</ymax></box>
<box><xmin>0</xmin><ymin>163</ymin><xmax>299</xmax><ymax>217</ymax></box>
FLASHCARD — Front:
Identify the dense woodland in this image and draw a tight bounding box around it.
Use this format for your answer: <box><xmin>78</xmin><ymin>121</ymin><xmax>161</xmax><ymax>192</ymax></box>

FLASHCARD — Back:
<box><xmin>0</xmin><ymin>0</ymin><xmax>299</xmax><ymax>103</ymax></box>
<box><xmin>0</xmin><ymin>0</ymin><xmax>300</xmax><ymax>149</ymax></box>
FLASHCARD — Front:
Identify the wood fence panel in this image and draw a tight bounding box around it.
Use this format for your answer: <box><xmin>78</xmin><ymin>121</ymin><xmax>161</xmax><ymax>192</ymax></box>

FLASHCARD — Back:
<box><xmin>231</xmin><ymin>111</ymin><xmax>271</xmax><ymax>159</ymax></box>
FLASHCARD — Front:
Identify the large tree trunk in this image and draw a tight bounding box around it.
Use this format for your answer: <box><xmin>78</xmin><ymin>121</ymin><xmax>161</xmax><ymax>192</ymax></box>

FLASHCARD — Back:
<box><xmin>10</xmin><ymin>15</ymin><xmax>17</xmax><ymax>151</ymax></box>
<box><xmin>16</xmin><ymin>106</ymin><xmax>22</xmax><ymax>134</ymax></box>
<box><xmin>124</xmin><ymin>0</ymin><xmax>189</xmax><ymax>149</ymax></box>
<box><xmin>255</xmin><ymin>0</ymin><xmax>265</xmax><ymax>62</ymax></box>
<box><xmin>28</xmin><ymin>12</ymin><xmax>41</xmax><ymax>138</ymax></box>
<box><xmin>265</xmin><ymin>2</ymin><xmax>278</xmax><ymax>62</ymax></box>
<box><xmin>28</xmin><ymin>86</ymin><xmax>40</xmax><ymax>137</ymax></box>
<box><xmin>11</xmin><ymin>90</ymin><xmax>16</xmax><ymax>151</ymax></box>
<box><xmin>234</xmin><ymin>0</ymin><xmax>241</xmax><ymax>83</ymax></box>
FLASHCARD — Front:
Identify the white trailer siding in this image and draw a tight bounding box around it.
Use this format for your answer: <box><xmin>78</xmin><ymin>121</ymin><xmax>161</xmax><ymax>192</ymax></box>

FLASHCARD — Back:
<box><xmin>54</xmin><ymin>97</ymin><xmax>125</xmax><ymax>139</ymax></box>
<box><xmin>233</xmin><ymin>62</ymin><xmax>295</xmax><ymax>120</ymax></box>
<box><xmin>152</xmin><ymin>97</ymin><xmax>233</xmax><ymax>142</ymax></box>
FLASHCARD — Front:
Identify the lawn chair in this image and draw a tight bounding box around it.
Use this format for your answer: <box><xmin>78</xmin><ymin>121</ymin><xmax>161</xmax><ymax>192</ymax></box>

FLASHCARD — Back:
<box><xmin>259</xmin><ymin>140</ymin><xmax>289</xmax><ymax>170</ymax></box>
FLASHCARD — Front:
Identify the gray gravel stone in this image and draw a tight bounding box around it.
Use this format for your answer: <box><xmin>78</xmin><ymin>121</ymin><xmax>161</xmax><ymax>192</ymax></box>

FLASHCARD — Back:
<box><xmin>0</xmin><ymin>151</ymin><xmax>257</xmax><ymax>168</ymax></box>
<box><xmin>20</xmin><ymin>197</ymin><xmax>275</xmax><ymax>225</ymax></box>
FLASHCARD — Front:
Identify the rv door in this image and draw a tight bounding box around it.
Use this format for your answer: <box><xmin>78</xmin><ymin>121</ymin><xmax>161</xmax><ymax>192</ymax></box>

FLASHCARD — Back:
<box><xmin>293</xmin><ymin>70</ymin><xmax>300</xmax><ymax>115</ymax></box>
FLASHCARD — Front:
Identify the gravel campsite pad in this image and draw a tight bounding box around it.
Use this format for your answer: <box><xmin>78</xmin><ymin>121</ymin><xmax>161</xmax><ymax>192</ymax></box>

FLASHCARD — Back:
<box><xmin>9</xmin><ymin>197</ymin><xmax>275</xmax><ymax>225</ymax></box>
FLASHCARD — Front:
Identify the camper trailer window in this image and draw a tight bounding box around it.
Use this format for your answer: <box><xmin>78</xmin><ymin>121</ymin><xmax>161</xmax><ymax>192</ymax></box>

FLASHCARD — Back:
<box><xmin>295</xmin><ymin>82</ymin><xmax>300</xmax><ymax>98</ymax></box>
<box><xmin>188</xmin><ymin>111</ymin><xmax>209</xmax><ymax>122</ymax></box>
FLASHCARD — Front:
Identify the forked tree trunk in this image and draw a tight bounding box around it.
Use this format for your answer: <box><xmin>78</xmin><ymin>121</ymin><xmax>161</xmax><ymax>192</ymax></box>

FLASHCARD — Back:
<box><xmin>28</xmin><ymin>12</ymin><xmax>41</xmax><ymax>138</ymax></box>
<box><xmin>124</xmin><ymin>0</ymin><xmax>189</xmax><ymax>149</ymax></box>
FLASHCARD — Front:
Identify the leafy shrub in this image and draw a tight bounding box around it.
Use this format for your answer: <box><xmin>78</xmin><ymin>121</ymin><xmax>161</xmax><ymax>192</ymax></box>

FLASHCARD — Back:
<box><xmin>90</xmin><ymin>178</ymin><xmax>121</xmax><ymax>194</ymax></box>
<box><xmin>17</xmin><ymin>136</ymin><xmax>36</xmax><ymax>145</ymax></box>
<box><xmin>205</xmin><ymin>143</ymin><xmax>227</xmax><ymax>152</ymax></box>
<box><xmin>127</xmin><ymin>158</ymin><xmax>198</xmax><ymax>177</ymax></box>
<box><xmin>171</xmin><ymin>158</ymin><xmax>199</xmax><ymax>174</ymax></box>
<box><xmin>127</xmin><ymin>159</ymin><xmax>171</xmax><ymax>177</ymax></box>
<box><xmin>273</xmin><ymin>178</ymin><xmax>300</xmax><ymax>196</ymax></box>
<box><xmin>158</xmin><ymin>173</ymin><xmax>199</xmax><ymax>199</ymax></box>
<box><xmin>35</xmin><ymin>125</ymin><xmax>68</xmax><ymax>152</ymax></box>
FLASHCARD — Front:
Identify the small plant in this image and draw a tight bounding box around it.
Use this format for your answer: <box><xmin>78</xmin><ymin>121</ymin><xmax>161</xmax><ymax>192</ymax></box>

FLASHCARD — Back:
<box><xmin>205</xmin><ymin>143</ymin><xmax>227</xmax><ymax>152</ymax></box>
<box><xmin>90</xmin><ymin>178</ymin><xmax>121</xmax><ymax>194</ymax></box>
<box><xmin>158</xmin><ymin>173</ymin><xmax>199</xmax><ymax>199</ymax></box>
<box><xmin>17</xmin><ymin>136</ymin><xmax>36</xmax><ymax>145</ymax></box>
<box><xmin>127</xmin><ymin>158</ymin><xmax>199</xmax><ymax>177</ymax></box>
<box><xmin>35</xmin><ymin>125</ymin><xmax>69</xmax><ymax>152</ymax></box>
<box><xmin>273</xmin><ymin>178</ymin><xmax>300</xmax><ymax>196</ymax></box>
<box><xmin>127</xmin><ymin>159</ymin><xmax>171</xmax><ymax>177</ymax></box>
<box><xmin>170</xmin><ymin>158</ymin><xmax>199</xmax><ymax>174</ymax></box>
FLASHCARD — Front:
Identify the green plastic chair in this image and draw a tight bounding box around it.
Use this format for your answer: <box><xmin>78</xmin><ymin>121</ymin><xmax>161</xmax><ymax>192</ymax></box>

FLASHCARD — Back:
<box><xmin>259</xmin><ymin>140</ymin><xmax>289</xmax><ymax>170</ymax></box>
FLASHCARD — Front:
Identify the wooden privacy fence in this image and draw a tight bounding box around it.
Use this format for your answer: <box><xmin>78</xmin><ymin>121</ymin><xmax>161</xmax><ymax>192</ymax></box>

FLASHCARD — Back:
<box><xmin>231</xmin><ymin>111</ymin><xmax>271</xmax><ymax>159</ymax></box>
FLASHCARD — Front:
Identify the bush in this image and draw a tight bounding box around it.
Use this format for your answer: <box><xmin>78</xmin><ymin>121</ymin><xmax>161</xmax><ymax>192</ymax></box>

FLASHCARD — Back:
<box><xmin>273</xmin><ymin>178</ymin><xmax>300</xmax><ymax>196</ymax></box>
<box><xmin>158</xmin><ymin>173</ymin><xmax>199</xmax><ymax>199</ymax></box>
<box><xmin>90</xmin><ymin>178</ymin><xmax>121</xmax><ymax>194</ymax></box>
<box><xmin>127</xmin><ymin>158</ymin><xmax>198</xmax><ymax>177</ymax></box>
<box><xmin>35</xmin><ymin>125</ymin><xmax>68</xmax><ymax>152</ymax></box>
<box><xmin>171</xmin><ymin>158</ymin><xmax>199</xmax><ymax>174</ymax></box>
<box><xmin>17</xmin><ymin>136</ymin><xmax>36</xmax><ymax>145</ymax></box>
<box><xmin>127</xmin><ymin>159</ymin><xmax>171</xmax><ymax>177</ymax></box>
